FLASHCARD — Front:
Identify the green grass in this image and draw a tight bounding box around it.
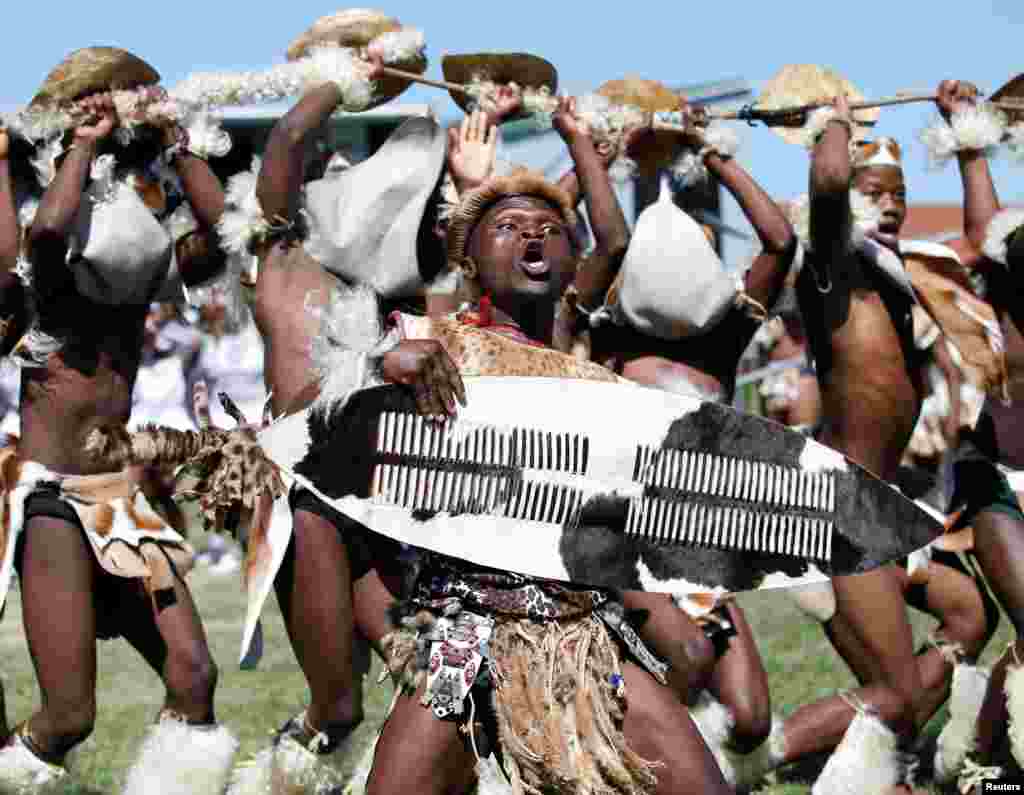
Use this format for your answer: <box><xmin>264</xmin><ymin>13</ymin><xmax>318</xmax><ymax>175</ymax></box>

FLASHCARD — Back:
<box><xmin>1</xmin><ymin>569</ymin><xmax>1016</xmax><ymax>794</ymax></box>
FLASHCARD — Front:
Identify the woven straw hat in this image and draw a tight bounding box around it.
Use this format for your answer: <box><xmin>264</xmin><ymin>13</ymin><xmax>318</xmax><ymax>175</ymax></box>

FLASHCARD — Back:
<box><xmin>992</xmin><ymin>74</ymin><xmax>1024</xmax><ymax>125</ymax></box>
<box><xmin>442</xmin><ymin>52</ymin><xmax>557</xmax><ymax>115</ymax></box>
<box><xmin>30</xmin><ymin>47</ymin><xmax>160</xmax><ymax>107</ymax></box>
<box><xmin>597</xmin><ymin>76</ymin><xmax>682</xmax><ymax>175</ymax></box>
<box><xmin>287</xmin><ymin>9</ymin><xmax>427</xmax><ymax>107</ymax></box>
<box><xmin>755</xmin><ymin>64</ymin><xmax>879</xmax><ymax>146</ymax></box>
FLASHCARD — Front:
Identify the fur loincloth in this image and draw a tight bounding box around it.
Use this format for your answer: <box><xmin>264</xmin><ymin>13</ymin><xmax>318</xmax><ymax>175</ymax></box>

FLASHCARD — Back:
<box><xmin>382</xmin><ymin>553</ymin><xmax>664</xmax><ymax>795</ymax></box>
<box><xmin>0</xmin><ymin>444</ymin><xmax>194</xmax><ymax>621</ymax></box>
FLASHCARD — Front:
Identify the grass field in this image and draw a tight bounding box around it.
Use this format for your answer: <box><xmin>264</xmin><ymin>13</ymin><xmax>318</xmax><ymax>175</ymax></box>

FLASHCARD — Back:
<box><xmin>0</xmin><ymin>562</ymin><xmax>1016</xmax><ymax>794</ymax></box>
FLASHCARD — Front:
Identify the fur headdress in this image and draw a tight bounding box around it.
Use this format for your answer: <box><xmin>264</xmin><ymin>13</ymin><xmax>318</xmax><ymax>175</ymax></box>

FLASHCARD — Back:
<box><xmin>445</xmin><ymin>167</ymin><xmax>578</xmax><ymax>269</ymax></box>
<box><xmin>851</xmin><ymin>136</ymin><xmax>902</xmax><ymax>170</ymax></box>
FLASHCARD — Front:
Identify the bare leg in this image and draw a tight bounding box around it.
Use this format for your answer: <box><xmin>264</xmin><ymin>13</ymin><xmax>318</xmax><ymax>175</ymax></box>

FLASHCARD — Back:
<box><xmin>114</xmin><ymin>560</ymin><xmax>218</xmax><ymax>723</ymax></box>
<box><xmin>19</xmin><ymin>516</ymin><xmax>98</xmax><ymax>761</ymax></box>
<box><xmin>969</xmin><ymin>510</ymin><xmax>1024</xmax><ymax>756</ymax></box>
<box><xmin>622</xmin><ymin>590</ymin><xmax>716</xmax><ymax>701</ymax></box>
<box><xmin>619</xmin><ymin>661</ymin><xmax>733</xmax><ymax>795</ymax></box>
<box><xmin>273</xmin><ymin>509</ymin><xmax>363</xmax><ymax>736</ymax></box>
<box><xmin>365</xmin><ymin>687</ymin><xmax>477</xmax><ymax>795</ymax></box>
<box><xmin>780</xmin><ymin>566</ymin><xmax>921</xmax><ymax>762</ymax></box>
<box><xmin>707</xmin><ymin>602</ymin><xmax>772</xmax><ymax>752</ymax></box>
<box><xmin>902</xmin><ymin>560</ymin><xmax>990</xmax><ymax>727</ymax></box>
<box><xmin>352</xmin><ymin>568</ymin><xmax>400</xmax><ymax>658</ymax></box>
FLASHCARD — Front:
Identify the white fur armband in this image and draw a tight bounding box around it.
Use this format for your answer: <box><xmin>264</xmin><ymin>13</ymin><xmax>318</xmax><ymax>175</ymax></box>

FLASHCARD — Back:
<box><xmin>308</xmin><ymin>283</ymin><xmax>400</xmax><ymax>415</ymax></box>
<box><xmin>668</xmin><ymin>123</ymin><xmax>740</xmax><ymax>188</ymax></box>
<box><xmin>982</xmin><ymin>207</ymin><xmax>1024</xmax><ymax>265</ymax></box>
<box><xmin>183</xmin><ymin>111</ymin><xmax>232</xmax><ymax>160</ymax></box>
<box><xmin>802</xmin><ymin>106</ymin><xmax>852</xmax><ymax>150</ymax></box>
<box><xmin>918</xmin><ymin>105</ymin><xmax>1007</xmax><ymax>169</ymax></box>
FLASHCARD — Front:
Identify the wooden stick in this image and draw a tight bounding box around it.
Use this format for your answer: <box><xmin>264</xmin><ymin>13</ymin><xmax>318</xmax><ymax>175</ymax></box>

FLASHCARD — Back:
<box><xmin>376</xmin><ymin>65</ymin><xmax>470</xmax><ymax>96</ymax></box>
<box><xmin>704</xmin><ymin>94</ymin><xmax>1024</xmax><ymax>124</ymax></box>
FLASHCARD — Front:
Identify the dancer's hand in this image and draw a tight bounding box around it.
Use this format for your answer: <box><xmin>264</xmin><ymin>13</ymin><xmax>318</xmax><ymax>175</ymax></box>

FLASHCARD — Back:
<box><xmin>381</xmin><ymin>339</ymin><xmax>467</xmax><ymax>417</ymax></box>
<box><xmin>675</xmin><ymin>95</ymin><xmax>708</xmax><ymax>149</ymax></box>
<box><xmin>447</xmin><ymin>109</ymin><xmax>497</xmax><ymax>192</ymax></box>
<box><xmin>0</xmin><ymin>128</ymin><xmax>9</xmax><ymax>160</ymax></box>
<box><xmin>484</xmin><ymin>83</ymin><xmax>524</xmax><ymax>127</ymax></box>
<box><xmin>936</xmin><ymin>79</ymin><xmax>980</xmax><ymax>123</ymax></box>
<box><xmin>73</xmin><ymin>92</ymin><xmax>117</xmax><ymax>143</ymax></box>
<box><xmin>552</xmin><ymin>96</ymin><xmax>590</xmax><ymax>143</ymax></box>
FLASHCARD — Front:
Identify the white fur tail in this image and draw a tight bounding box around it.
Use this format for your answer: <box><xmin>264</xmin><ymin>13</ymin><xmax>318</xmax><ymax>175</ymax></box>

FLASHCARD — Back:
<box><xmin>812</xmin><ymin>710</ymin><xmax>904</xmax><ymax>795</ymax></box>
<box><xmin>121</xmin><ymin>716</ymin><xmax>239</xmax><ymax>795</ymax></box>
<box><xmin>1006</xmin><ymin>662</ymin><xmax>1024</xmax><ymax>769</ymax></box>
<box><xmin>934</xmin><ymin>663</ymin><xmax>990</xmax><ymax>782</ymax></box>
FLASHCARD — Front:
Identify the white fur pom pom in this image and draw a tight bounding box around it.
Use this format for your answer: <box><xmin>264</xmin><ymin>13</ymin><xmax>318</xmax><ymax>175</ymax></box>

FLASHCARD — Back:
<box><xmin>308</xmin><ymin>283</ymin><xmax>399</xmax><ymax>415</ymax></box>
<box><xmin>218</xmin><ymin>157</ymin><xmax>268</xmax><ymax>257</ymax></box>
<box><xmin>1006</xmin><ymin>662</ymin><xmax>1024</xmax><ymax>768</ymax></box>
<box><xmin>121</xmin><ymin>716</ymin><xmax>239</xmax><ymax>795</ymax></box>
<box><xmin>919</xmin><ymin>105</ymin><xmax>1007</xmax><ymax>169</ymax></box>
<box><xmin>982</xmin><ymin>207</ymin><xmax>1024</xmax><ymax>265</ymax></box>
<box><xmin>934</xmin><ymin>664</ymin><xmax>990</xmax><ymax>783</ymax></box>
<box><xmin>184</xmin><ymin>112</ymin><xmax>232</xmax><ymax>160</ymax></box>
<box><xmin>370</xmin><ymin>28</ymin><xmax>426</xmax><ymax>64</ymax></box>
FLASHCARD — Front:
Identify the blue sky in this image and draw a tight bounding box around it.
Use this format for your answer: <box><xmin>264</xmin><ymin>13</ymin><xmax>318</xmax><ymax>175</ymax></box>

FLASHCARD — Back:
<box><xmin>4</xmin><ymin>0</ymin><xmax>1023</xmax><ymax>238</ymax></box>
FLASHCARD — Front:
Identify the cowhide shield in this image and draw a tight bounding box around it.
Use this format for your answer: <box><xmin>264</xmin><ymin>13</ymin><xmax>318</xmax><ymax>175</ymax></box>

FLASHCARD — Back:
<box><xmin>258</xmin><ymin>377</ymin><xmax>944</xmax><ymax>597</ymax></box>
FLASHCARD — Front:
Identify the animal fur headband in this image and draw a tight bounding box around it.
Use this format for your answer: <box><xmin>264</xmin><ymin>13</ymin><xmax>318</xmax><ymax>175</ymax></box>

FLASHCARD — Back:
<box><xmin>445</xmin><ymin>168</ymin><xmax>579</xmax><ymax>268</ymax></box>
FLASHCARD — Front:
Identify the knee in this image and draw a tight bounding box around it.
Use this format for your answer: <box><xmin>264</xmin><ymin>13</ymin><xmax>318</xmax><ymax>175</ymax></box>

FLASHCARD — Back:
<box><xmin>950</xmin><ymin>606</ymin><xmax>993</xmax><ymax>660</ymax></box>
<box><xmin>726</xmin><ymin>691</ymin><xmax>772</xmax><ymax>752</ymax></box>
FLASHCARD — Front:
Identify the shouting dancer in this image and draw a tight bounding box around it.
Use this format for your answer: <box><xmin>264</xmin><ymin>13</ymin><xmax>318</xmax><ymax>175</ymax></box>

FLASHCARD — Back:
<box><xmin>329</xmin><ymin>96</ymin><xmax>732</xmax><ymax>795</ymax></box>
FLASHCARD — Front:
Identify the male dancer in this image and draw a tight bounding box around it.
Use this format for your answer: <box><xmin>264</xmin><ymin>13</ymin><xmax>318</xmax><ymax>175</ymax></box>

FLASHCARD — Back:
<box><xmin>357</xmin><ymin>96</ymin><xmax>731</xmax><ymax>795</ymax></box>
<box><xmin>0</xmin><ymin>50</ymin><xmax>238</xmax><ymax>795</ymax></box>
<box><xmin>762</xmin><ymin>81</ymin><xmax>996</xmax><ymax>794</ymax></box>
